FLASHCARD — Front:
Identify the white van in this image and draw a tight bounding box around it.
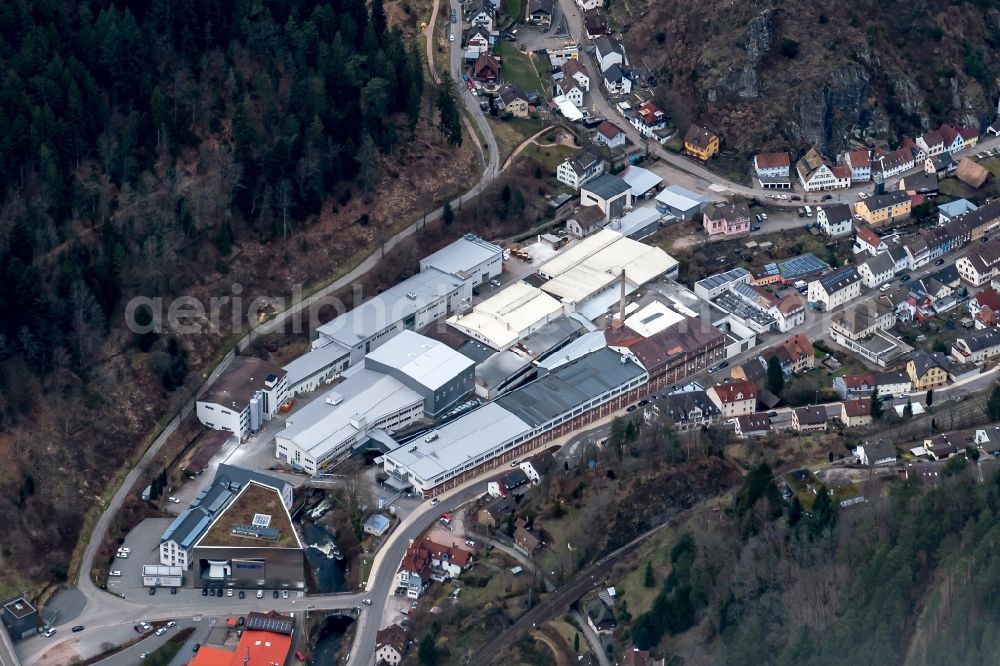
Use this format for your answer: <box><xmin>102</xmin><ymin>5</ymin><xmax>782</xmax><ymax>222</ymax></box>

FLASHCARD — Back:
<box><xmin>44</xmin><ymin>628</ymin><xmax>57</xmax><ymax>637</ymax></box>
<box><xmin>804</xmin><ymin>205</ymin><xmax>813</xmax><ymax>217</ymax></box>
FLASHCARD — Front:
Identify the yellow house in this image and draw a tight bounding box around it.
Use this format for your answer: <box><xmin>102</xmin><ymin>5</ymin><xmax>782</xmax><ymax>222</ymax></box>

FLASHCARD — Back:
<box><xmin>906</xmin><ymin>351</ymin><xmax>948</xmax><ymax>390</ymax></box>
<box><xmin>684</xmin><ymin>125</ymin><xmax>719</xmax><ymax>161</ymax></box>
<box><xmin>854</xmin><ymin>190</ymin><xmax>911</xmax><ymax>227</ymax></box>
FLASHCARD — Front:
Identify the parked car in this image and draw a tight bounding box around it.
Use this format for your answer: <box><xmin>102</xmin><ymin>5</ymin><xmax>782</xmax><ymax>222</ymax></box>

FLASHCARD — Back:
<box><xmin>858</xmin><ymin>192</ymin><xmax>869</xmax><ymax>199</ymax></box>
<box><xmin>879</xmin><ymin>284</ymin><xmax>891</xmax><ymax>292</ymax></box>
<box><xmin>239</xmin><ymin>590</ymin><xmax>245</xmax><ymax>599</ymax></box>
<box><xmin>72</xmin><ymin>626</ymin><xmax>84</xmax><ymax>633</ymax></box>
<box><xmin>44</xmin><ymin>628</ymin><xmax>57</xmax><ymax>637</ymax></box>
<box><xmin>719</xmin><ymin>360</ymin><xmax>730</xmax><ymax>368</ymax></box>
<box><xmin>140</xmin><ymin>652</ymin><xmax>149</xmax><ymax>660</ymax></box>
<box><xmin>751</xmin><ymin>225</ymin><xmax>761</xmax><ymax>232</ymax></box>
<box><xmin>119</xmin><ymin>547</ymin><xmax>131</xmax><ymax>553</ymax></box>
<box><xmin>109</xmin><ymin>570</ymin><xmax>122</xmax><ymax>577</ymax></box>
<box><xmin>155</xmin><ymin>628</ymin><xmax>166</xmax><ymax>636</ymax></box>
<box><xmin>167</xmin><ymin>496</ymin><xmax>181</xmax><ymax>504</ymax></box>
<box><xmin>791</xmin><ymin>195</ymin><xmax>802</xmax><ymax>201</ymax></box>
<box><xmin>900</xmin><ymin>275</ymin><xmax>911</xmax><ymax>282</ymax></box>
<box><xmin>465</xmin><ymin>540</ymin><xmax>476</xmax><ymax>547</ymax></box>
<box><xmin>760</xmin><ymin>212</ymin><xmax>767</xmax><ymax>220</ymax></box>
<box><xmin>148</xmin><ymin>587</ymin><xmax>156</xmax><ymax>595</ymax></box>
<box><xmin>510</xmin><ymin>459</ymin><xmax>520</xmax><ymax>467</ymax></box>
<box><xmin>256</xmin><ymin>590</ymin><xmax>263</xmax><ymax>599</ymax></box>
<box><xmin>273</xmin><ymin>590</ymin><xmax>280</xmax><ymax>599</ymax></box>
<box><xmin>935</xmin><ymin>258</ymin><xmax>945</xmax><ymax>265</ymax></box>
<box><xmin>768</xmin><ymin>412</ymin><xmax>778</xmax><ymax>418</ymax></box>
<box><xmin>363</xmin><ymin>598</ymin><xmax>373</xmax><ymax>605</ymax></box>
<box><xmin>201</xmin><ymin>587</ymin><xmax>208</xmax><ymax>596</ymax></box>
<box><xmin>821</xmin><ymin>194</ymin><xmax>832</xmax><ymax>201</ymax></box>
<box><xmin>166</xmin><ymin>621</ymin><xmax>177</xmax><ymax>628</ymax></box>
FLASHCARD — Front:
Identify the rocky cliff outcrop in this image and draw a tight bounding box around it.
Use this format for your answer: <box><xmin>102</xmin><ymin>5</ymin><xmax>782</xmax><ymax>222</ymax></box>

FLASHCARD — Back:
<box><xmin>624</xmin><ymin>0</ymin><xmax>1000</xmax><ymax>155</ymax></box>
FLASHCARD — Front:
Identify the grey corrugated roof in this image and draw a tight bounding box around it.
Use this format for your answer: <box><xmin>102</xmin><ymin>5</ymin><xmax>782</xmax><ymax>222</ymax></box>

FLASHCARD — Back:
<box><xmin>161</xmin><ymin>508</ymin><xmax>212</xmax><ymax>549</ymax></box>
<box><xmin>497</xmin><ymin>348</ymin><xmax>645</xmax><ymax>427</ymax></box>
<box><xmin>865</xmin><ymin>190</ymin><xmax>910</xmax><ymax>211</ymax></box>
<box><xmin>582</xmin><ymin>174</ymin><xmax>631</xmax><ymax>200</ymax></box>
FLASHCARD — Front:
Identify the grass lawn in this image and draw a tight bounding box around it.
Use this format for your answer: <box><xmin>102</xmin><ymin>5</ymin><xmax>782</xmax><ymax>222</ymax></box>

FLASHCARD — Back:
<box><xmin>663</xmin><ymin>134</ymin><xmax>684</xmax><ymax>154</ymax></box>
<box><xmin>489</xmin><ymin>117</ymin><xmax>546</xmax><ymax>164</ymax></box>
<box><xmin>502</xmin><ymin>0</ymin><xmax>523</xmax><ymax>21</ymax></box>
<box><xmin>520</xmin><ymin>142</ymin><xmax>576</xmax><ymax>171</ymax></box>
<box><xmin>361</xmin><ymin>556</ymin><xmax>374</xmax><ymax>586</ymax></box>
<box><xmin>495</xmin><ymin>41</ymin><xmax>546</xmax><ymax>95</ymax></box>
<box><xmin>143</xmin><ymin>628</ymin><xmax>194</xmax><ymax>666</ymax></box>
<box><xmin>984</xmin><ymin>159</ymin><xmax>1000</xmax><ymax>177</ymax></box>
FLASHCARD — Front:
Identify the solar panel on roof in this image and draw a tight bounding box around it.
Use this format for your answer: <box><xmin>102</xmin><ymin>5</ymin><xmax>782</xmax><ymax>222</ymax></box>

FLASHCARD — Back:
<box><xmin>245</xmin><ymin>614</ymin><xmax>294</xmax><ymax>634</ymax></box>
<box><xmin>231</xmin><ymin>524</ymin><xmax>281</xmax><ymax>540</ymax></box>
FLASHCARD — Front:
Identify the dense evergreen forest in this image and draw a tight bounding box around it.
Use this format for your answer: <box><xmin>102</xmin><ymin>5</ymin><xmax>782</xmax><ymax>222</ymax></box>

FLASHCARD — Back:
<box><xmin>630</xmin><ymin>463</ymin><xmax>1000</xmax><ymax>665</ymax></box>
<box><xmin>0</xmin><ymin>0</ymin><xmax>448</xmax><ymax>422</ymax></box>
<box><xmin>0</xmin><ymin>0</ymin><xmax>468</xmax><ymax>591</ymax></box>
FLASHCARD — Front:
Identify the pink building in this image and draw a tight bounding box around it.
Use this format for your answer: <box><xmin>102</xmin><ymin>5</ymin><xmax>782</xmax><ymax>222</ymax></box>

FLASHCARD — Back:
<box><xmin>703</xmin><ymin>202</ymin><xmax>751</xmax><ymax>238</ymax></box>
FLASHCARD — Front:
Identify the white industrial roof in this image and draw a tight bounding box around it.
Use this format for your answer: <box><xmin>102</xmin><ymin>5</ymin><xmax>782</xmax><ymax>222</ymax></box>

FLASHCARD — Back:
<box><xmin>420</xmin><ymin>234</ymin><xmax>502</xmax><ymax>279</ymax></box>
<box><xmin>366</xmin><ymin>330</ymin><xmax>474</xmax><ymax>390</ymax></box>
<box><xmin>553</xmin><ymin>95</ymin><xmax>584</xmax><ymax>121</ymax></box>
<box><xmin>619</xmin><ymin>165</ymin><xmax>663</xmax><ymax>196</ymax></box>
<box><xmin>316</xmin><ymin>267</ymin><xmax>462</xmax><ymax>347</ymax></box>
<box><xmin>447</xmin><ymin>281</ymin><xmax>564</xmax><ymax>350</ymax></box>
<box><xmin>537</xmin><ymin>331</ymin><xmax>607</xmax><ymax>370</ymax></box>
<box><xmin>537</xmin><ymin>229</ymin><xmax>678</xmax><ymax>306</ymax></box>
<box><xmin>277</xmin><ymin>367</ymin><xmax>423</xmax><ymax>460</ymax></box>
<box><xmin>622</xmin><ymin>300</ymin><xmax>686</xmax><ymax>337</ymax></box>
<box><xmin>383</xmin><ymin>403</ymin><xmax>532</xmax><ymax>482</ymax></box>
<box><xmin>283</xmin><ymin>341</ymin><xmax>350</xmax><ymax>389</ymax></box>
<box><xmin>613</xmin><ymin>206</ymin><xmax>662</xmax><ymax>239</ymax></box>
<box><xmin>655</xmin><ymin>185</ymin><xmax>708</xmax><ymax>211</ymax></box>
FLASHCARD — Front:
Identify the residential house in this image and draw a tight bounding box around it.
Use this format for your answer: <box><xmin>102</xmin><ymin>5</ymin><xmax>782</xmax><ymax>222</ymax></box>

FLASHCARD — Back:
<box><xmin>907</xmin><ymin>351</ymin><xmax>949</xmax><ymax>390</ymax></box>
<box><xmin>753</xmin><ymin>152</ymin><xmax>792</xmax><ymax>189</ymax></box>
<box><xmin>525</xmin><ymin>0</ymin><xmax>553</xmax><ymax>26</ymax></box>
<box><xmin>876</xmin><ymin>147</ymin><xmax>915</xmax><ymax>178</ymax></box>
<box><xmin>547</xmin><ymin>44</ymin><xmax>580</xmax><ymax>67</ymax></box>
<box><xmin>463</xmin><ymin>25</ymin><xmax>492</xmax><ymax>56</ymax></box>
<box><xmin>952</xmin><ymin>327</ymin><xmax>1000</xmax><ymax>364</ymax></box>
<box><xmin>702</xmin><ymin>201</ymin><xmax>750</xmax><ymax>238</ymax></box>
<box><xmin>957</xmin><ymin>157</ymin><xmax>990</xmax><ymax>189</ymax></box>
<box><xmin>594</xmin><ymin>120</ymin><xmax>626</xmax><ymax>149</ymax></box>
<box><xmin>602</xmin><ymin>63</ymin><xmax>632</xmax><ymax>95</ymax></box>
<box><xmin>831</xmin><ymin>301</ymin><xmax>896</xmax><ymax>341</ymax></box>
<box><xmin>557</xmin><ymin>77</ymin><xmax>585</xmax><ymax>107</ymax></box>
<box><xmin>833</xmin><ymin>373</ymin><xmax>876</xmax><ymax>400</ymax></box>
<box><xmin>513</xmin><ymin>518</ymin><xmax>541</xmax><ymax>553</ymax></box>
<box><xmin>777</xmin><ymin>334</ymin><xmax>816</xmax><ymax>373</ymax></box>
<box><xmin>476</xmin><ymin>495</ymin><xmax>513</xmax><ymax>528</ymax></box>
<box><xmin>586</xmin><ymin>598</ymin><xmax>616</xmax><ymax>632</ymax></box>
<box><xmin>631</xmin><ymin>102</ymin><xmax>668</xmax><ymax>140</ymax></box>
<box><xmin>903</xmin><ymin>236</ymin><xmax>930</xmax><ymax>270</ymax></box>
<box><xmin>957</xmin><ymin>238</ymin><xmax>1000</xmax><ymax>286</ymax></box>
<box><xmin>773</xmin><ymin>294</ymin><xmax>806</xmax><ymax>332</ymax></box>
<box><xmin>374</xmin><ymin>625</ymin><xmax>408</xmax><ymax>665</ymax></box>
<box><xmin>734</xmin><ymin>413</ymin><xmax>771</xmax><ymax>439</ymax></box>
<box><xmin>566</xmin><ymin>206</ymin><xmax>607</xmax><ymax>238</ymax></box>
<box><xmin>844</xmin><ymin>149</ymin><xmax>872</xmax><ymax>182</ymax></box>
<box><xmin>621</xmin><ymin>647</ymin><xmax>665</xmax><ymax>666</ymax></box>
<box><xmin>593</xmin><ymin>35</ymin><xmax>626</xmax><ymax>72</ymax></box>
<box><xmin>969</xmin><ymin>288</ymin><xmax>1000</xmax><ymax>328</ymax></box>
<box><xmin>872</xmin><ymin>370</ymin><xmax>912</xmax><ymax>397</ymax></box>
<box><xmin>955</xmin><ymin>198</ymin><xmax>1000</xmax><ymax>241</ymax></box>
<box><xmin>899</xmin><ymin>172</ymin><xmax>939</xmax><ymax>198</ymax></box>
<box><xmin>938</xmin><ymin>124</ymin><xmax>966</xmax><ymax>154</ymax></box>
<box><xmin>858</xmin><ymin>251</ymin><xmax>897</xmax><ymax>288</ymax></box>
<box><xmin>684</xmin><ymin>125</ymin><xmax>719</xmax><ymax>161</ymax></box>
<box><xmin>854</xmin><ymin>226</ymin><xmax>888</xmax><ymax>256</ymax></box>
<box><xmin>397</xmin><ymin>539</ymin><xmax>473</xmax><ymax>598</ymax></box>
<box><xmin>796</xmin><ymin>147</ymin><xmax>851</xmax><ymax>191</ymax></box>
<box><xmin>792</xmin><ymin>406</ymin><xmax>827</xmax><ymax>432</ymax></box>
<box><xmin>497</xmin><ymin>83</ymin><xmax>529</xmax><ymax>118</ymax></box>
<box><xmin>473</xmin><ymin>53</ymin><xmax>500</xmax><ymax>82</ymax></box>
<box><xmin>731</xmin><ymin>357</ymin><xmax>767</xmax><ymax>388</ymax></box>
<box><xmin>925</xmin><ymin>152</ymin><xmax>956</xmax><ymax>175</ymax></box>
<box><xmin>575</xmin><ymin>0</ymin><xmax>604</xmax><ymax>13</ymax></box>
<box><xmin>888</xmin><ymin>245</ymin><xmax>910</xmax><ymax>274</ymax></box>
<box><xmin>924</xmin><ymin>432</ymin><xmax>969</xmax><ymax>461</ymax></box>
<box><xmin>956</xmin><ymin>124</ymin><xmax>980</xmax><ymax>149</ymax></box>
<box><xmin>556</xmin><ymin>150</ymin><xmax>604</xmax><ymax>190</ymax></box>
<box><xmin>916</xmin><ymin>130</ymin><xmax>946</xmax><ymax>159</ymax></box>
<box><xmin>856</xmin><ymin>440</ymin><xmax>897</xmax><ymax>466</ymax></box>
<box><xmin>807</xmin><ymin>266</ymin><xmax>862</xmax><ymax>311</ymax></box>
<box><xmin>584</xmin><ymin>11</ymin><xmax>609</xmax><ymax>38</ymax></box>
<box><xmin>468</xmin><ymin>0</ymin><xmax>496</xmax><ymax>31</ymax></box>
<box><xmin>707</xmin><ymin>380</ymin><xmax>758</xmax><ymax>418</ymax></box>
<box><xmin>580</xmin><ymin>174</ymin><xmax>632</xmax><ymax>220</ymax></box>
<box><xmin>854</xmin><ymin>191</ymin><xmax>911</xmax><ymax>227</ymax></box>
<box><xmin>840</xmin><ymin>398</ymin><xmax>873</xmax><ymax>427</ymax></box>
<box><xmin>560</xmin><ymin>60</ymin><xmax>590</xmax><ymax>93</ymax></box>
<box><xmin>817</xmin><ymin>204</ymin><xmax>853</xmax><ymax>236</ymax></box>
<box><xmin>656</xmin><ymin>390</ymin><xmax>721</xmax><ymax>429</ymax></box>
<box><xmin>988</xmin><ymin>117</ymin><xmax>1000</xmax><ymax>136</ymax></box>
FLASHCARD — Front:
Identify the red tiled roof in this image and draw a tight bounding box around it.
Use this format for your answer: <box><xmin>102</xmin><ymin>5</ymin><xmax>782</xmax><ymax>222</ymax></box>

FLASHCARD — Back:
<box><xmin>596</xmin><ymin>120</ymin><xmax>623</xmax><ymax>140</ymax></box>
<box><xmin>857</xmin><ymin>226</ymin><xmax>883</xmax><ymax>248</ymax></box>
<box><xmin>847</xmin><ymin>149</ymin><xmax>870</xmax><ymax>167</ymax></box>
<box><xmin>939</xmin><ymin>124</ymin><xmax>959</xmax><ymax>145</ymax></box>
<box><xmin>957</xmin><ymin>125</ymin><xmax>979</xmax><ymax>140</ymax></box>
<box><xmin>977</xmin><ymin>288</ymin><xmax>1000</xmax><ymax>311</ymax></box>
<box><xmin>830</xmin><ymin>165</ymin><xmax>851</xmax><ymax>180</ymax></box>
<box><xmin>755</xmin><ymin>152</ymin><xmax>791</xmax><ymax>168</ymax></box>
<box><xmin>778</xmin><ymin>294</ymin><xmax>804</xmax><ymax>314</ymax></box>
<box><xmin>843</xmin><ymin>397</ymin><xmax>872</xmax><ymax>417</ymax></box>
<box><xmin>781</xmin><ymin>334</ymin><xmax>815</xmax><ymax>358</ymax></box>
<box><xmin>843</xmin><ymin>373</ymin><xmax>875</xmax><ymax>389</ymax></box>
<box><xmin>711</xmin><ymin>380</ymin><xmax>758</xmax><ymax>403</ymax></box>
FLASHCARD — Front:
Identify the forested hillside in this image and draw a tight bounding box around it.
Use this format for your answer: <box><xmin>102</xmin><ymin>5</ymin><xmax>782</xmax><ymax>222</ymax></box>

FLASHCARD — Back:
<box><xmin>630</xmin><ymin>464</ymin><xmax>1000</xmax><ymax>665</ymax></box>
<box><xmin>0</xmin><ymin>0</ymin><xmax>470</xmax><ymax>593</ymax></box>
